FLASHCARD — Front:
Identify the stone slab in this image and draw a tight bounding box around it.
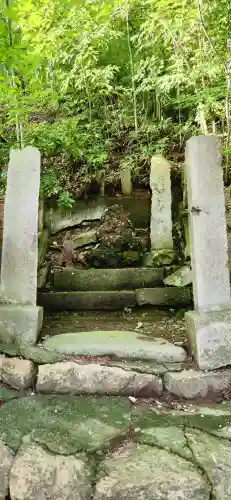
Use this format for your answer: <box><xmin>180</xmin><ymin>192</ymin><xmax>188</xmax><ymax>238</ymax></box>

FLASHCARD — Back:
<box><xmin>164</xmin><ymin>266</ymin><xmax>192</xmax><ymax>287</ymax></box>
<box><xmin>43</xmin><ymin>331</ymin><xmax>187</xmax><ymax>362</ymax></box>
<box><xmin>38</xmin><ymin>291</ymin><xmax>136</xmax><ymax>311</ymax></box>
<box><xmin>185</xmin><ymin>308</ymin><xmax>231</xmax><ymax>370</ymax></box>
<box><xmin>164</xmin><ymin>368</ymin><xmax>231</xmax><ymax>399</ymax></box>
<box><xmin>53</xmin><ymin>268</ymin><xmax>164</xmax><ymax>291</ymax></box>
<box><xmin>37</xmin><ymin>262</ymin><xmax>50</xmax><ymax>289</ymax></box>
<box><xmin>94</xmin><ymin>442</ymin><xmax>210</xmax><ymax>500</ymax></box>
<box><xmin>185</xmin><ymin>429</ymin><xmax>231</xmax><ymax>500</ymax></box>
<box><xmin>36</xmin><ymin>362</ymin><xmax>163</xmax><ymax>396</ymax></box>
<box><xmin>1</xmin><ymin>147</ymin><xmax>40</xmax><ymax>306</ymax></box>
<box><xmin>47</xmin><ymin>199</ymin><xmax>106</xmax><ymax>234</ymax></box>
<box><xmin>72</xmin><ymin>230</ymin><xmax>97</xmax><ymax>249</ymax></box>
<box><xmin>136</xmin><ymin>287</ymin><xmax>192</xmax><ymax>306</ymax></box>
<box><xmin>186</xmin><ymin>136</ymin><xmax>230</xmax><ymax>311</ymax></box>
<box><xmin>0</xmin><ymin>305</ymin><xmax>43</xmax><ymax>345</ymax></box>
<box><xmin>120</xmin><ymin>168</ymin><xmax>132</xmax><ymax>195</ymax></box>
<box><xmin>10</xmin><ymin>443</ymin><xmax>92</xmax><ymax>500</ymax></box>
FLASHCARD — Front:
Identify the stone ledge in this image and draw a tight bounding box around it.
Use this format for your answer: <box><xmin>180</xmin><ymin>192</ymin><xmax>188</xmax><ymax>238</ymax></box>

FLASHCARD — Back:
<box><xmin>136</xmin><ymin>287</ymin><xmax>192</xmax><ymax>306</ymax></box>
<box><xmin>36</xmin><ymin>362</ymin><xmax>163</xmax><ymax>396</ymax></box>
<box><xmin>164</xmin><ymin>369</ymin><xmax>231</xmax><ymax>399</ymax></box>
<box><xmin>38</xmin><ymin>291</ymin><xmax>137</xmax><ymax>311</ymax></box>
<box><xmin>53</xmin><ymin>267</ymin><xmax>164</xmax><ymax>291</ymax></box>
<box><xmin>0</xmin><ymin>356</ymin><xmax>36</xmax><ymax>390</ymax></box>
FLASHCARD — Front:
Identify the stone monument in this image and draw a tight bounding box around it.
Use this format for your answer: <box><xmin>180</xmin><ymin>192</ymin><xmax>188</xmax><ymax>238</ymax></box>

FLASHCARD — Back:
<box><xmin>120</xmin><ymin>167</ymin><xmax>132</xmax><ymax>196</ymax></box>
<box><xmin>150</xmin><ymin>155</ymin><xmax>173</xmax><ymax>250</ymax></box>
<box><xmin>185</xmin><ymin>135</ymin><xmax>231</xmax><ymax>370</ymax></box>
<box><xmin>0</xmin><ymin>147</ymin><xmax>43</xmax><ymax>344</ymax></box>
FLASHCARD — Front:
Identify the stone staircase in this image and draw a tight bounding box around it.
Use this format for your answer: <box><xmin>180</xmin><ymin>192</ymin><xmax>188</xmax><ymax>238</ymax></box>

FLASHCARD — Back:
<box><xmin>38</xmin><ymin>267</ymin><xmax>192</xmax><ymax>311</ymax></box>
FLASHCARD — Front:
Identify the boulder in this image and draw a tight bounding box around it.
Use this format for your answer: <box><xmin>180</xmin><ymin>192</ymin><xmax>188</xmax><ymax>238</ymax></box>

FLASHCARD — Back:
<box><xmin>36</xmin><ymin>362</ymin><xmax>163</xmax><ymax>396</ymax></box>
<box><xmin>164</xmin><ymin>369</ymin><xmax>231</xmax><ymax>399</ymax></box>
<box><xmin>0</xmin><ymin>356</ymin><xmax>35</xmax><ymax>390</ymax></box>
<box><xmin>10</xmin><ymin>443</ymin><xmax>92</xmax><ymax>500</ymax></box>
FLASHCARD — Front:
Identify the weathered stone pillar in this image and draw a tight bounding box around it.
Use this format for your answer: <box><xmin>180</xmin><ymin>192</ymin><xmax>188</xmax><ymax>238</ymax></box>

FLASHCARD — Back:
<box><xmin>0</xmin><ymin>147</ymin><xmax>43</xmax><ymax>344</ymax></box>
<box><xmin>120</xmin><ymin>167</ymin><xmax>132</xmax><ymax>196</ymax></box>
<box><xmin>150</xmin><ymin>155</ymin><xmax>173</xmax><ymax>250</ymax></box>
<box><xmin>185</xmin><ymin>136</ymin><xmax>231</xmax><ymax>369</ymax></box>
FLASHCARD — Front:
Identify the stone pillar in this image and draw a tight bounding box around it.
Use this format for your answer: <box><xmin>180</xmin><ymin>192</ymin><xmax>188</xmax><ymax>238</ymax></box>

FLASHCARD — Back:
<box><xmin>150</xmin><ymin>155</ymin><xmax>173</xmax><ymax>250</ymax></box>
<box><xmin>185</xmin><ymin>136</ymin><xmax>231</xmax><ymax>370</ymax></box>
<box><xmin>0</xmin><ymin>147</ymin><xmax>43</xmax><ymax>345</ymax></box>
<box><xmin>120</xmin><ymin>167</ymin><xmax>132</xmax><ymax>196</ymax></box>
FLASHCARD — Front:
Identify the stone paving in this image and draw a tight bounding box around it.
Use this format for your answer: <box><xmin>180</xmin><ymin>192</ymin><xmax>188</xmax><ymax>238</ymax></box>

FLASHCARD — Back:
<box><xmin>1</xmin><ymin>393</ymin><xmax>231</xmax><ymax>499</ymax></box>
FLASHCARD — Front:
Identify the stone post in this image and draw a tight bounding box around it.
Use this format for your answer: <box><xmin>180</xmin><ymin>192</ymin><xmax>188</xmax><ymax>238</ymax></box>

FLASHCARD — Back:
<box><xmin>120</xmin><ymin>167</ymin><xmax>132</xmax><ymax>196</ymax></box>
<box><xmin>0</xmin><ymin>147</ymin><xmax>43</xmax><ymax>345</ymax></box>
<box><xmin>150</xmin><ymin>155</ymin><xmax>173</xmax><ymax>250</ymax></box>
<box><xmin>185</xmin><ymin>136</ymin><xmax>231</xmax><ymax>370</ymax></box>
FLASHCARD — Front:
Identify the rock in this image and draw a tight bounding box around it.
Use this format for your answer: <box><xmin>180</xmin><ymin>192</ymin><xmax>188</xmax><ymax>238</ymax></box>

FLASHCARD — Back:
<box><xmin>53</xmin><ymin>268</ymin><xmax>164</xmax><ymax>291</ymax></box>
<box><xmin>0</xmin><ymin>395</ymin><xmax>130</xmax><ymax>453</ymax></box>
<box><xmin>147</xmin><ymin>249</ymin><xmax>177</xmax><ymax>267</ymax></box>
<box><xmin>0</xmin><ymin>356</ymin><xmax>35</xmax><ymax>390</ymax></box>
<box><xmin>37</xmin><ymin>362</ymin><xmax>163</xmax><ymax>396</ymax></box>
<box><xmin>101</xmin><ymin>359</ymin><xmax>167</xmax><ymax>375</ymax></box>
<box><xmin>19</xmin><ymin>345</ymin><xmax>64</xmax><ymax>364</ymax></box>
<box><xmin>163</xmin><ymin>265</ymin><xmax>192</xmax><ymax>287</ymax></box>
<box><xmin>0</xmin><ymin>343</ymin><xmax>20</xmax><ymax>357</ymax></box>
<box><xmin>94</xmin><ymin>442</ymin><xmax>210</xmax><ymax>500</ymax></box>
<box><xmin>38</xmin><ymin>291</ymin><xmax>137</xmax><ymax>311</ymax></box>
<box><xmin>72</xmin><ymin>230</ymin><xmax>97</xmax><ymax>248</ymax></box>
<box><xmin>164</xmin><ymin>368</ymin><xmax>231</xmax><ymax>399</ymax></box>
<box><xmin>185</xmin><ymin>428</ymin><xmax>231</xmax><ymax>499</ymax></box>
<box><xmin>0</xmin><ymin>440</ymin><xmax>13</xmax><ymax>500</ymax></box>
<box><xmin>136</xmin><ymin>287</ymin><xmax>192</xmax><ymax>306</ymax></box>
<box><xmin>0</xmin><ymin>387</ymin><xmax>22</xmax><ymax>401</ymax></box>
<box><xmin>10</xmin><ymin>443</ymin><xmax>92</xmax><ymax>500</ymax></box>
<box><xmin>37</xmin><ymin>262</ymin><xmax>50</xmax><ymax>289</ymax></box>
<box><xmin>96</xmin><ymin>205</ymin><xmax>143</xmax><ymax>252</ymax></box>
<box><xmin>38</xmin><ymin>229</ymin><xmax>49</xmax><ymax>267</ymax></box>
<box><xmin>47</xmin><ymin>199</ymin><xmax>106</xmax><ymax>234</ymax></box>
<box><xmin>43</xmin><ymin>330</ymin><xmax>187</xmax><ymax>362</ymax></box>
<box><xmin>135</xmin><ymin>426</ymin><xmax>193</xmax><ymax>461</ymax></box>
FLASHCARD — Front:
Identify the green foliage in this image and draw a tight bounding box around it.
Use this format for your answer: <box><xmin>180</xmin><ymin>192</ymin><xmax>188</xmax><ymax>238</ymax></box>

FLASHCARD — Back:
<box><xmin>0</xmin><ymin>0</ymin><xmax>231</xmax><ymax>195</ymax></box>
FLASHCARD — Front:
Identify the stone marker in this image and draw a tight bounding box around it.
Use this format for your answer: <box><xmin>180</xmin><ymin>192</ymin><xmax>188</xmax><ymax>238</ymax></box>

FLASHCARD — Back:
<box><xmin>150</xmin><ymin>155</ymin><xmax>173</xmax><ymax>250</ymax></box>
<box><xmin>120</xmin><ymin>167</ymin><xmax>132</xmax><ymax>196</ymax></box>
<box><xmin>185</xmin><ymin>136</ymin><xmax>231</xmax><ymax>370</ymax></box>
<box><xmin>0</xmin><ymin>147</ymin><xmax>43</xmax><ymax>344</ymax></box>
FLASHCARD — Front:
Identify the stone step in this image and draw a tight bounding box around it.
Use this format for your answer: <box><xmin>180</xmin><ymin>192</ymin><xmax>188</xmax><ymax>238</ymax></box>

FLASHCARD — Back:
<box><xmin>38</xmin><ymin>287</ymin><xmax>191</xmax><ymax>311</ymax></box>
<box><xmin>53</xmin><ymin>267</ymin><xmax>164</xmax><ymax>291</ymax></box>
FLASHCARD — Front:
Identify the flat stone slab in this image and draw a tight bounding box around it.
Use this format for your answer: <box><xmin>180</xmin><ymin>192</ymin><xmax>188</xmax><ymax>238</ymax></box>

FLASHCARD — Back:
<box><xmin>164</xmin><ymin>266</ymin><xmax>192</xmax><ymax>287</ymax></box>
<box><xmin>10</xmin><ymin>443</ymin><xmax>92</xmax><ymax>500</ymax></box>
<box><xmin>37</xmin><ymin>362</ymin><xmax>163</xmax><ymax>396</ymax></box>
<box><xmin>53</xmin><ymin>268</ymin><xmax>164</xmax><ymax>291</ymax></box>
<box><xmin>164</xmin><ymin>368</ymin><xmax>231</xmax><ymax>399</ymax></box>
<box><xmin>38</xmin><ymin>291</ymin><xmax>136</xmax><ymax>310</ymax></box>
<box><xmin>3</xmin><ymin>395</ymin><xmax>231</xmax><ymax>499</ymax></box>
<box><xmin>43</xmin><ymin>331</ymin><xmax>187</xmax><ymax>362</ymax></box>
<box><xmin>136</xmin><ymin>287</ymin><xmax>192</xmax><ymax>306</ymax></box>
<box><xmin>94</xmin><ymin>442</ymin><xmax>210</xmax><ymax>500</ymax></box>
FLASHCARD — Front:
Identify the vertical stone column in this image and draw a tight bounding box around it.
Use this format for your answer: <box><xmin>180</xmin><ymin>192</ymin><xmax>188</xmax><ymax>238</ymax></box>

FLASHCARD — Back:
<box><xmin>0</xmin><ymin>147</ymin><xmax>43</xmax><ymax>344</ymax></box>
<box><xmin>150</xmin><ymin>155</ymin><xmax>173</xmax><ymax>250</ymax></box>
<box><xmin>185</xmin><ymin>136</ymin><xmax>231</xmax><ymax>369</ymax></box>
<box><xmin>120</xmin><ymin>167</ymin><xmax>132</xmax><ymax>196</ymax></box>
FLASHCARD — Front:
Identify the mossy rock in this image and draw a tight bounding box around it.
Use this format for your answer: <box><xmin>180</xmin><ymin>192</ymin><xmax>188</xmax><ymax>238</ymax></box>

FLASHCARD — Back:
<box><xmin>19</xmin><ymin>345</ymin><xmax>64</xmax><ymax>364</ymax></box>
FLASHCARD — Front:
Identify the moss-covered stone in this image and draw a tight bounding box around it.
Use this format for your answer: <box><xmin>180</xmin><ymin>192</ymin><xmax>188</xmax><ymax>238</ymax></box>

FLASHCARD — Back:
<box><xmin>19</xmin><ymin>345</ymin><xmax>64</xmax><ymax>364</ymax></box>
<box><xmin>0</xmin><ymin>387</ymin><xmax>22</xmax><ymax>401</ymax></box>
<box><xmin>38</xmin><ymin>291</ymin><xmax>137</xmax><ymax>311</ymax></box>
<box><xmin>0</xmin><ymin>343</ymin><xmax>21</xmax><ymax>357</ymax></box>
<box><xmin>53</xmin><ymin>267</ymin><xmax>163</xmax><ymax>291</ymax></box>
<box><xmin>0</xmin><ymin>395</ymin><xmax>131</xmax><ymax>453</ymax></box>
